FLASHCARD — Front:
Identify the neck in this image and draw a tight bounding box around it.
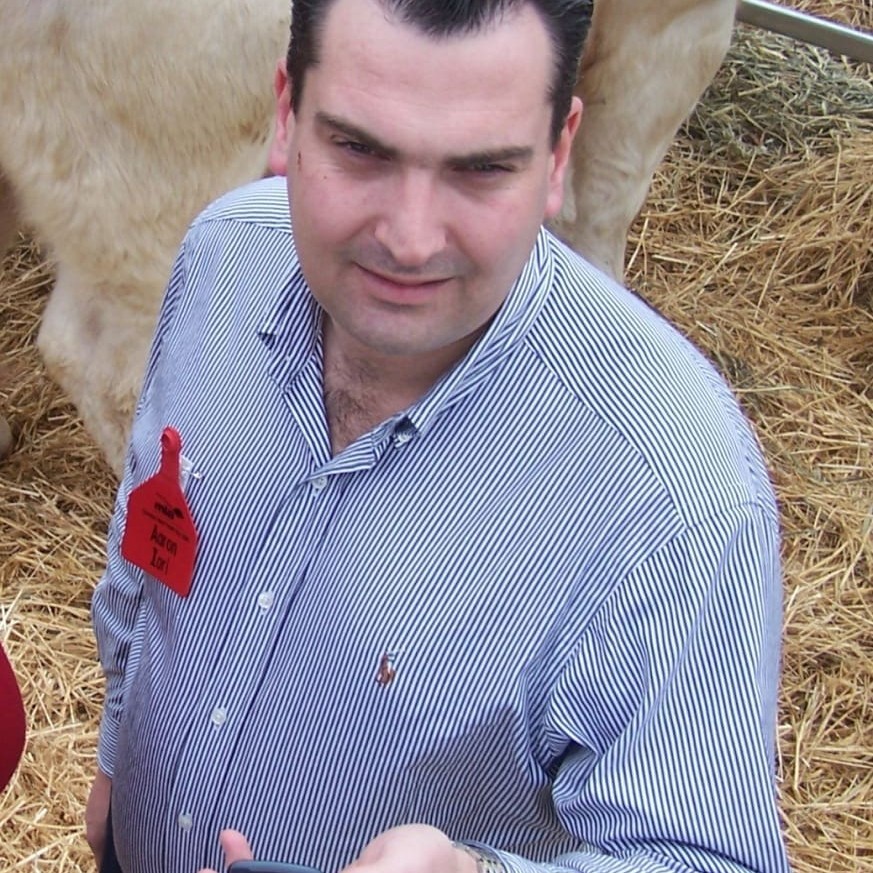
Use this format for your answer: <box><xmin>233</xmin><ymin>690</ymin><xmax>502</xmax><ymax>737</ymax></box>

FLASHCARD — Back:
<box><xmin>321</xmin><ymin>317</ymin><xmax>485</xmax><ymax>453</ymax></box>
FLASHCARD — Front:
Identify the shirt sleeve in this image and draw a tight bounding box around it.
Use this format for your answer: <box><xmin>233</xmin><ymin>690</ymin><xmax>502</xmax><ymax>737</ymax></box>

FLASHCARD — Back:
<box><xmin>90</xmin><ymin>243</ymin><xmax>191</xmax><ymax>778</ymax></box>
<box><xmin>472</xmin><ymin>502</ymin><xmax>790</xmax><ymax>873</ymax></box>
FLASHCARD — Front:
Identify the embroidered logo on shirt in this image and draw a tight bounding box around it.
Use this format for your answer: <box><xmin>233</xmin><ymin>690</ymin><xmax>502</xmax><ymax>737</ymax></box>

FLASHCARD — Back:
<box><xmin>375</xmin><ymin>652</ymin><xmax>398</xmax><ymax>688</ymax></box>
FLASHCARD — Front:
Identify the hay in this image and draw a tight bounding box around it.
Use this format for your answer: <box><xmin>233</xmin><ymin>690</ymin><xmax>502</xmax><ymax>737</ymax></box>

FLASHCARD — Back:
<box><xmin>623</xmin><ymin>18</ymin><xmax>873</xmax><ymax>872</ymax></box>
<box><xmin>1</xmin><ymin>242</ymin><xmax>114</xmax><ymax>871</ymax></box>
<box><xmin>1</xmin><ymin>5</ymin><xmax>872</xmax><ymax>871</ymax></box>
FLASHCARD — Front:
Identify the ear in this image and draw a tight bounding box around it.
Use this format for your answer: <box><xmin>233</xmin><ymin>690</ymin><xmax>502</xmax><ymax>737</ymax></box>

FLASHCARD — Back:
<box><xmin>267</xmin><ymin>59</ymin><xmax>294</xmax><ymax>176</ymax></box>
<box><xmin>544</xmin><ymin>96</ymin><xmax>583</xmax><ymax>220</ymax></box>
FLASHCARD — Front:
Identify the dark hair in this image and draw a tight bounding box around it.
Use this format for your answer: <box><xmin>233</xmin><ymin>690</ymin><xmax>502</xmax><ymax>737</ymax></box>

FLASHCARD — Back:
<box><xmin>287</xmin><ymin>0</ymin><xmax>594</xmax><ymax>146</ymax></box>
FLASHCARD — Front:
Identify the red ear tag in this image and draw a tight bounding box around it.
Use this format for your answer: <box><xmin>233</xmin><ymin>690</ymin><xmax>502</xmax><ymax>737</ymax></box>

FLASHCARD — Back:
<box><xmin>120</xmin><ymin>427</ymin><xmax>199</xmax><ymax>597</ymax></box>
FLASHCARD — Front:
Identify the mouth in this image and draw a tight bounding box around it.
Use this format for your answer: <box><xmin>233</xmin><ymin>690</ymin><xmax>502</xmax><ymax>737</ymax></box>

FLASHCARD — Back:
<box><xmin>355</xmin><ymin>264</ymin><xmax>451</xmax><ymax>301</ymax></box>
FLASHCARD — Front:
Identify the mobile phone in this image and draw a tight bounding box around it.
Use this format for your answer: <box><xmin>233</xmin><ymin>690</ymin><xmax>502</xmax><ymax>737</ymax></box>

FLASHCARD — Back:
<box><xmin>227</xmin><ymin>862</ymin><xmax>321</xmax><ymax>873</ymax></box>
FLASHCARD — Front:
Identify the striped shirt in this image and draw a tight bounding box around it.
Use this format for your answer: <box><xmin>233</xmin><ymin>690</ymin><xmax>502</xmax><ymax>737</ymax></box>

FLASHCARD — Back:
<box><xmin>92</xmin><ymin>176</ymin><xmax>790</xmax><ymax>873</ymax></box>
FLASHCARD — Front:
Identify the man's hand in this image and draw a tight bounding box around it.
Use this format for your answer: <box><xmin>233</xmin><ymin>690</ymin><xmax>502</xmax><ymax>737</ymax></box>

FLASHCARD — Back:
<box><xmin>198</xmin><ymin>825</ymin><xmax>476</xmax><ymax>873</ymax></box>
<box><xmin>197</xmin><ymin>824</ymin><xmax>477</xmax><ymax>873</ymax></box>
<box><xmin>344</xmin><ymin>825</ymin><xmax>478</xmax><ymax>873</ymax></box>
<box><xmin>85</xmin><ymin>769</ymin><xmax>112</xmax><ymax>868</ymax></box>
<box><xmin>197</xmin><ymin>829</ymin><xmax>254</xmax><ymax>873</ymax></box>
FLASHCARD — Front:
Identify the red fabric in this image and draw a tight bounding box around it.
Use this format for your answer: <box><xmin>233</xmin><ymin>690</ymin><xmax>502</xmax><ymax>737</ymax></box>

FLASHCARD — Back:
<box><xmin>0</xmin><ymin>644</ymin><xmax>25</xmax><ymax>789</ymax></box>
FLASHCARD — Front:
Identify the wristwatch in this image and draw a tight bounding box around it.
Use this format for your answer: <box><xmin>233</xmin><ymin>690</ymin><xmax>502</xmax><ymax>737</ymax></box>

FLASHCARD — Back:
<box><xmin>453</xmin><ymin>842</ymin><xmax>505</xmax><ymax>873</ymax></box>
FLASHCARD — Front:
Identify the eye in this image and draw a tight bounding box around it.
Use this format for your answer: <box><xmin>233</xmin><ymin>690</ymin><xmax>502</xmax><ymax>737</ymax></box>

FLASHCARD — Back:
<box><xmin>334</xmin><ymin>138</ymin><xmax>378</xmax><ymax>158</ymax></box>
<box><xmin>454</xmin><ymin>160</ymin><xmax>518</xmax><ymax>178</ymax></box>
<box><xmin>468</xmin><ymin>162</ymin><xmax>513</xmax><ymax>174</ymax></box>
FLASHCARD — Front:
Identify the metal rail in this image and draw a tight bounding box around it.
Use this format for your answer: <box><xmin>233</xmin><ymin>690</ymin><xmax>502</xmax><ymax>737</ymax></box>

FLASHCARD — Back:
<box><xmin>736</xmin><ymin>0</ymin><xmax>873</xmax><ymax>64</ymax></box>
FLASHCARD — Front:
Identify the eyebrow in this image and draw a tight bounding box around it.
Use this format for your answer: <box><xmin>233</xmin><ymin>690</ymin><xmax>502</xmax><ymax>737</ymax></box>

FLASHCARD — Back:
<box><xmin>315</xmin><ymin>111</ymin><xmax>535</xmax><ymax>169</ymax></box>
<box><xmin>316</xmin><ymin>112</ymin><xmax>398</xmax><ymax>159</ymax></box>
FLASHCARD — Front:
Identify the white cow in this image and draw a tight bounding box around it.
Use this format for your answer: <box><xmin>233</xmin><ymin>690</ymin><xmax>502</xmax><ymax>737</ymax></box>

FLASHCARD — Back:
<box><xmin>0</xmin><ymin>0</ymin><xmax>736</xmax><ymax>473</ymax></box>
<box><xmin>554</xmin><ymin>0</ymin><xmax>736</xmax><ymax>279</ymax></box>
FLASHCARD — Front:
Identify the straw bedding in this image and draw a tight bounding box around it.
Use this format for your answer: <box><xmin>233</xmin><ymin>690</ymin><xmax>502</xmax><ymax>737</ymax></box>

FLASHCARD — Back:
<box><xmin>1</xmin><ymin>4</ymin><xmax>871</xmax><ymax>870</ymax></box>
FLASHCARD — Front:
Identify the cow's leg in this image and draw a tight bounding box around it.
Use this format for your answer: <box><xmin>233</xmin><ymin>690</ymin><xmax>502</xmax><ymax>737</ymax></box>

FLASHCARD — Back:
<box><xmin>0</xmin><ymin>170</ymin><xmax>18</xmax><ymax>257</ymax></box>
<box><xmin>0</xmin><ymin>170</ymin><xmax>19</xmax><ymax>460</ymax></box>
<box><xmin>555</xmin><ymin>0</ymin><xmax>737</xmax><ymax>282</ymax></box>
<box><xmin>37</xmin><ymin>265</ymin><xmax>154</xmax><ymax>475</ymax></box>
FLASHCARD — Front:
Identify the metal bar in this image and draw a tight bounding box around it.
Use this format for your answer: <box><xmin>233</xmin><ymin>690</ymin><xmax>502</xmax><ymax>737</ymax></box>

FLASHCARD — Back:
<box><xmin>736</xmin><ymin>0</ymin><xmax>873</xmax><ymax>64</ymax></box>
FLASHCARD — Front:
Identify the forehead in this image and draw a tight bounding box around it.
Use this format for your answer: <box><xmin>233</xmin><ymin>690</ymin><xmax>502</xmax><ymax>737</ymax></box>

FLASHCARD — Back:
<box><xmin>305</xmin><ymin>0</ymin><xmax>555</xmax><ymax>153</ymax></box>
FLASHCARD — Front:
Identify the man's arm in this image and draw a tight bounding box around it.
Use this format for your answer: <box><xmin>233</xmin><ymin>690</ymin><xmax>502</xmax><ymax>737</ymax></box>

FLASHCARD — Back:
<box><xmin>87</xmin><ymin>244</ymin><xmax>191</xmax><ymax>860</ymax></box>
<box><xmin>85</xmin><ymin>379</ymin><xmax>154</xmax><ymax>867</ymax></box>
<box><xmin>475</xmin><ymin>503</ymin><xmax>789</xmax><ymax>872</ymax></box>
<box><xmin>86</xmin><ymin>476</ymin><xmax>144</xmax><ymax>863</ymax></box>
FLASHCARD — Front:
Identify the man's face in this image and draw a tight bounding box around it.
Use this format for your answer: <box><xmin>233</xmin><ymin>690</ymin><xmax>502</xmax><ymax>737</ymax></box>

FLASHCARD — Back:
<box><xmin>269</xmin><ymin>0</ymin><xmax>581</xmax><ymax>369</ymax></box>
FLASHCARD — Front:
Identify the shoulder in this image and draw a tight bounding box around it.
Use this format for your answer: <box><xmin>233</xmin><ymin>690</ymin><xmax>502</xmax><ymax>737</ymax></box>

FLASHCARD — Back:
<box><xmin>527</xmin><ymin>233</ymin><xmax>775</xmax><ymax>525</ymax></box>
<box><xmin>191</xmin><ymin>175</ymin><xmax>292</xmax><ymax>233</ymax></box>
<box><xmin>148</xmin><ymin>176</ymin><xmax>303</xmax><ymax>369</ymax></box>
<box><xmin>170</xmin><ymin>176</ymin><xmax>300</xmax><ymax>312</ymax></box>
<box><xmin>170</xmin><ymin>176</ymin><xmax>298</xmax><ymax>294</ymax></box>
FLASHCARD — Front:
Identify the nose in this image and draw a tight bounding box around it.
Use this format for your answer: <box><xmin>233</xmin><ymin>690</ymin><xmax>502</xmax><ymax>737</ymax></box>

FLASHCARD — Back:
<box><xmin>373</xmin><ymin>169</ymin><xmax>447</xmax><ymax>269</ymax></box>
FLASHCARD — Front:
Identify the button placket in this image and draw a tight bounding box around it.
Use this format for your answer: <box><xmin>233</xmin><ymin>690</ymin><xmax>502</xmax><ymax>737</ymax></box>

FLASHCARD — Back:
<box><xmin>172</xmin><ymin>478</ymin><xmax>334</xmax><ymax>831</ymax></box>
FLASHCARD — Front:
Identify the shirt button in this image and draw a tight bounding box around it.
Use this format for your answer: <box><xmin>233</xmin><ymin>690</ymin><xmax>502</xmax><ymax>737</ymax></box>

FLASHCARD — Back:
<box><xmin>393</xmin><ymin>431</ymin><xmax>413</xmax><ymax>447</ymax></box>
<box><xmin>312</xmin><ymin>475</ymin><xmax>328</xmax><ymax>491</ymax></box>
<box><xmin>210</xmin><ymin>707</ymin><xmax>227</xmax><ymax>727</ymax></box>
<box><xmin>257</xmin><ymin>591</ymin><xmax>275</xmax><ymax>611</ymax></box>
<box><xmin>178</xmin><ymin>813</ymin><xmax>193</xmax><ymax>831</ymax></box>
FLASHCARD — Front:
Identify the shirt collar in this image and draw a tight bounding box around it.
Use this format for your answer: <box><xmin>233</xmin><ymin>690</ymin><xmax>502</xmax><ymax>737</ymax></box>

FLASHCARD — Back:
<box><xmin>257</xmin><ymin>228</ymin><xmax>554</xmax><ymax>440</ymax></box>
<box><xmin>405</xmin><ymin>228</ymin><xmax>554</xmax><ymax>437</ymax></box>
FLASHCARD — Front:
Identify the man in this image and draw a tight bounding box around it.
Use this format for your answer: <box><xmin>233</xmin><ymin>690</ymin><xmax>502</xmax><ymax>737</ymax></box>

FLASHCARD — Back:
<box><xmin>88</xmin><ymin>1</ymin><xmax>791</xmax><ymax>871</ymax></box>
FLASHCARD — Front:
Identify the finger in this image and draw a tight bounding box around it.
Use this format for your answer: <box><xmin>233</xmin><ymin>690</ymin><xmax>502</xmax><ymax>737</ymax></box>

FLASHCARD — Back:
<box><xmin>220</xmin><ymin>829</ymin><xmax>254</xmax><ymax>865</ymax></box>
